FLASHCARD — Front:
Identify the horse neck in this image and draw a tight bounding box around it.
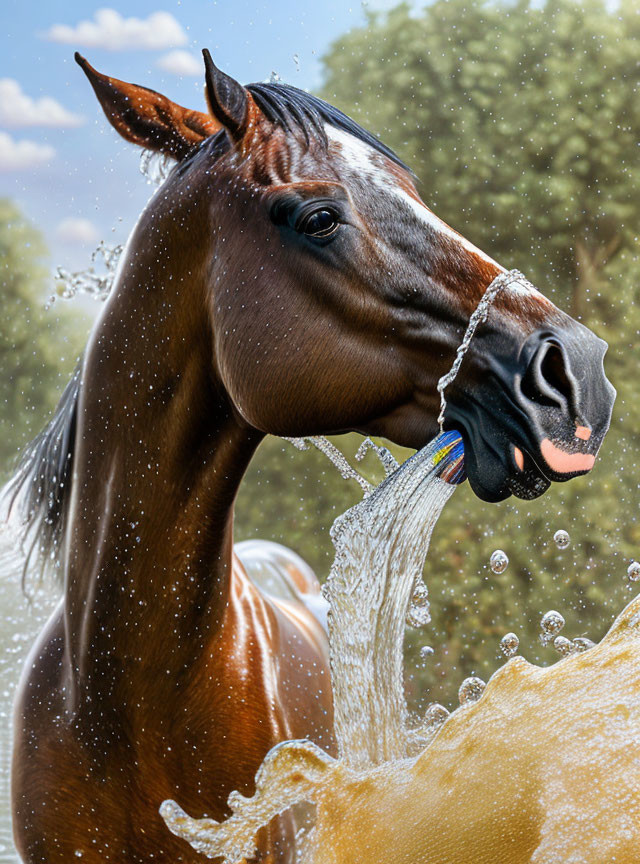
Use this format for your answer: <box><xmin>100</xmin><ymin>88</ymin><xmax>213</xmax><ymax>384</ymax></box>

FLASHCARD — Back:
<box><xmin>62</xmin><ymin>199</ymin><xmax>263</xmax><ymax>712</ymax></box>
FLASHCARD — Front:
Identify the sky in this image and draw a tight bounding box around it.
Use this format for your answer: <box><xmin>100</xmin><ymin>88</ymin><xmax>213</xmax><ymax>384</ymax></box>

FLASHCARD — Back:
<box><xmin>0</xmin><ymin>0</ymin><xmax>399</xmax><ymax>291</ymax></box>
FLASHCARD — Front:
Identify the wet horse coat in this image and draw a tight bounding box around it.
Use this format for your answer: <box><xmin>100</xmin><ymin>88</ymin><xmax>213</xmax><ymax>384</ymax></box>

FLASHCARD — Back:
<box><xmin>8</xmin><ymin>52</ymin><xmax>613</xmax><ymax>863</ymax></box>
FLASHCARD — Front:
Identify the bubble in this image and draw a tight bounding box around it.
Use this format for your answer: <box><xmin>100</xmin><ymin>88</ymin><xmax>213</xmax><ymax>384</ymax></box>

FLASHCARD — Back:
<box><xmin>424</xmin><ymin>702</ymin><xmax>449</xmax><ymax>727</ymax></box>
<box><xmin>627</xmin><ymin>561</ymin><xmax>640</xmax><ymax>582</ymax></box>
<box><xmin>458</xmin><ymin>676</ymin><xmax>486</xmax><ymax>705</ymax></box>
<box><xmin>553</xmin><ymin>635</ymin><xmax>574</xmax><ymax>656</ymax></box>
<box><xmin>500</xmin><ymin>632</ymin><xmax>519</xmax><ymax>658</ymax></box>
<box><xmin>572</xmin><ymin>637</ymin><xmax>595</xmax><ymax>653</ymax></box>
<box><xmin>490</xmin><ymin>549</ymin><xmax>509</xmax><ymax>574</ymax></box>
<box><xmin>406</xmin><ymin>581</ymin><xmax>431</xmax><ymax>628</ymax></box>
<box><xmin>419</xmin><ymin>645</ymin><xmax>434</xmax><ymax>660</ymax></box>
<box><xmin>553</xmin><ymin>529</ymin><xmax>570</xmax><ymax>550</ymax></box>
<box><xmin>540</xmin><ymin>610</ymin><xmax>565</xmax><ymax>645</ymax></box>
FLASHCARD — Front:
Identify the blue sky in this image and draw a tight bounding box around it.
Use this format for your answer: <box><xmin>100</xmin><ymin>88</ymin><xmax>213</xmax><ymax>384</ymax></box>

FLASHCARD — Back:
<box><xmin>1</xmin><ymin>0</ymin><xmax>397</xmax><ymax>284</ymax></box>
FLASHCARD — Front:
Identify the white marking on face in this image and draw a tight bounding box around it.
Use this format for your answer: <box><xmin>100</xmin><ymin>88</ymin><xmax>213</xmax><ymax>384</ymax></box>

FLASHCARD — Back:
<box><xmin>326</xmin><ymin>125</ymin><xmax>540</xmax><ymax>298</ymax></box>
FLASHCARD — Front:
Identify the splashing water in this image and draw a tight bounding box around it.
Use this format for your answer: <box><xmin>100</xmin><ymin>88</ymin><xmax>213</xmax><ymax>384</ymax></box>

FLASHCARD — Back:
<box><xmin>139</xmin><ymin>148</ymin><xmax>175</xmax><ymax>186</ymax></box>
<box><xmin>49</xmin><ymin>241</ymin><xmax>123</xmax><ymax>308</ymax></box>
<box><xmin>284</xmin><ymin>436</ymin><xmax>375</xmax><ymax>494</ymax></box>
<box><xmin>48</xmin><ymin>150</ymin><xmax>173</xmax><ymax>311</ymax></box>
<box><xmin>160</xmin><ymin>431</ymin><xmax>466</xmax><ymax>857</ymax></box>
<box><xmin>325</xmin><ymin>432</ymin><xmax>464</xmax><ymax>766</ymax></box>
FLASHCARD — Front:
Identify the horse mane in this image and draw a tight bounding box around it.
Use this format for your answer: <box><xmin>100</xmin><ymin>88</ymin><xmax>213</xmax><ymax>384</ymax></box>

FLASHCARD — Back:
<box><xmin>246</xmin><ymin>81</ymin><xmax>411</xmax><ymax>172</ymax></box>
<box><xmin>2</xmin><ymin>360</ymin><xmax>81</xmax><ymax>582</ymax></box>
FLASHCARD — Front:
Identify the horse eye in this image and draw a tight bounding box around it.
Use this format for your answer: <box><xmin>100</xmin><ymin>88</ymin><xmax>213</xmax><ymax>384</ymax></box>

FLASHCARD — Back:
<box><xmin>300</xmin><ymin>209</ymin><xmax>340</xmax><ymax>239</ymax></box>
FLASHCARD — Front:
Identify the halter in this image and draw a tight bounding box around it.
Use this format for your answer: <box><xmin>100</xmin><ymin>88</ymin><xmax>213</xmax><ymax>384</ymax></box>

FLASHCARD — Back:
<box><xmin>437</xmin><ymin>269</ymin><xmax>536</xmax><ymax>429</ymax></box>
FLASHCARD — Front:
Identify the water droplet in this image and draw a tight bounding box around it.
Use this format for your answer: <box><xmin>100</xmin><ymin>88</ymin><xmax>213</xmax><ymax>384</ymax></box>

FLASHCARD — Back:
<box><xmin>419</xmin><ymin>645</ymin><xmax>434</xmax><ymax>660</ymax></box>
<box><xmin>500</xmin><ymin>632</ymin><xmax>519</xmax><ymax>658</ymax></box>
<box><xmin>74</xmin><ymin>852</ymin><xmax>83</xmax><ymax>859</ymax></box>
<box><xmin>406</xmin><ymin>581</ymin><xmax>431</xmax><ymax>628</ymax></box>
<box><xmin>553</xmin><ymin>529</ymin><xmax>570</xmax><ymax>550</ymax></box>
<box><xmin>490</xmin><ymin>549</ymin><xmax>509</xmax><ymax>574</ymax></box>
<box><xmin>540</xmin><ymin>610</ymin><xmax>565</xmax><ymax>645</ymax></box>
<box><xmin>553</xmin><ymin>635</ymin><xmax>573</xmax><ymax>656</ymax></box>
<box><xmin>424</xmin><ymin>702</ymin><xmax>449</xmax><ymax>727</ymax></box>
<box><xmin>627</xmin><ymin>561</ymin><xmax>640</xmax><ymax>582</ymax></box>
<box><xmin>458</xmin><ymin>676</ymin><xmax>486</xmax><ymax>705</ymax></box>
<box><xmin>572</xmin><ymin>637</ymin><xmax>595</xmax><ymax>653</ymax></box>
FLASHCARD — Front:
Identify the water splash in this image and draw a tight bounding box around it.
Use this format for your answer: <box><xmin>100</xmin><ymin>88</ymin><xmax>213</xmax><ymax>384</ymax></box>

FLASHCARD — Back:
<box><xmin>49</xmin><ymin>241</ymin><xmax>123</xmax><ymax>308</ymax></box>
<box><xmin>160</xmin><ymin>431</ymin><xmax>466</xmax><ymax>856</ymax></box>
<box><xmin>284</xmin><ymin>436</ymin><xmax>374</xmax><ymax>494</ymax></box>
<box><xmin>139</xmin><ymin>149</ymin><xmax>175</xmax><ymax>186</ymax></box>
<box><xmin>47</xmin><ymin>150</ymin><xmax>172</xmax><ymax>312</ymax></box>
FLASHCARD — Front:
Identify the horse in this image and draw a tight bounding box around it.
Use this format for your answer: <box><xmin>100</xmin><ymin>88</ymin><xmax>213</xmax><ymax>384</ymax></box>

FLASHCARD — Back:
<box><xmin>6</xmin><ymin>50</ymin><xmax>614</xmax><ymax>863</ymax></box>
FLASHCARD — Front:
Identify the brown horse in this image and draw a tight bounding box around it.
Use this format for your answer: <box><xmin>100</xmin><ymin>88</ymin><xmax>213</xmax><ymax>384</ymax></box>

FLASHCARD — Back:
<box><xmin>7</xmin><ymin>51</ymin><xmax>614</xmax><ymax>863</ymax></box>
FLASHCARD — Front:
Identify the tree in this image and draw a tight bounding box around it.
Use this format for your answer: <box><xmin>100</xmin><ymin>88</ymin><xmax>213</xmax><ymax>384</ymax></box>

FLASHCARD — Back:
<box><xmin>0</xmin><ymin>199</ymin><xmax>88</xmax><ymax>477</ymax></box>
<box><xmin>320</xmin><ymin>0</ymin><xmax>640</xmax><ymax>312</ymax></box>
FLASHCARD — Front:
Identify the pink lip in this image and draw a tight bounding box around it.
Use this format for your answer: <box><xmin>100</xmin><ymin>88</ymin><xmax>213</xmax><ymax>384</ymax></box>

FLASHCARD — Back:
<box><xmin>514</xmin><ymin>447</ymin><xmax>525</xmax><ymax>471</ymax></box>
<box><xmin>540</xmin><ymin>438</ymin><xmax>596</xmax><ymax>474</ymax></box>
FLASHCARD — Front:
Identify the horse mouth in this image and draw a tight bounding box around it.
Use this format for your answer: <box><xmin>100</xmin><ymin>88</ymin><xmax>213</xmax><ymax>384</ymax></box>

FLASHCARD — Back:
<box><xmin>451</xmin><ymin>418</ymin><xmax>604</xmax><ymax>503</ymax></box>
<box><xmin>505</xmin><ymin>445</ymin><xmax>551</xmax><ymax>501</ymax></box>
<box><xmin>451</xmin><ymin>421</ymin><xmax>552</xmax><ymax>502</ymax></box>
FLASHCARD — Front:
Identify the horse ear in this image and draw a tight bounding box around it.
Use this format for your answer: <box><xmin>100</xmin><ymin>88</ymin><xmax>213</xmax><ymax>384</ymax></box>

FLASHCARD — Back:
<box><xmin>75</xmin><ymin>53</ymin><xmax>221</xmax><ymax>160</ymax></box>
<box><xmin>202</xmin><ymin>50</ymin><xmax>249</xmax><ymax>140</ymax></box>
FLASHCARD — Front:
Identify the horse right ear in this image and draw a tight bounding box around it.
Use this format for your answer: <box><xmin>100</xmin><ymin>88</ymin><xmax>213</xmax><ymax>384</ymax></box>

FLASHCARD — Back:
<box><xmin>75</xmin><ymin>53</ymin><xmax>221</xmax><ymax>160</ymax></box>
<box><xmin>202</xmin><ymin>50</ymin><xmax>249</xmax><ymax>140</ymax></box>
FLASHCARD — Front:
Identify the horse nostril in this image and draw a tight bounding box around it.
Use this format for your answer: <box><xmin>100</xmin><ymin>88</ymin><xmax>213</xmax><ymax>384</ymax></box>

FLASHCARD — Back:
<box><xmin>540</xmin><ymin>344</ymin><xmax>572</xmax><ymax>401</ymax></box>
<box><xmin>521</xmin><ymin>340</ymin><xmax>576</xmax><ymax>413</ymax></box>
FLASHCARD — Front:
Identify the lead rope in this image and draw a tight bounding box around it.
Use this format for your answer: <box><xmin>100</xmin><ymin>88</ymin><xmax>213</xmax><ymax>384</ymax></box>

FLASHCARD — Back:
<box><xmin>437</xmin><ymin>268</ymin><xmax>535</xmax><ymax>430</ymax></box>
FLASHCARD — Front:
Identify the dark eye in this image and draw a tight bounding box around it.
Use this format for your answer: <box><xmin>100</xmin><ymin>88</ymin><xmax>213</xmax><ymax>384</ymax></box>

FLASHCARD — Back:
<box><xmin>299</xmin><ymin>208</ymin><xmax>340</xmax><ymax>239</ymax></box>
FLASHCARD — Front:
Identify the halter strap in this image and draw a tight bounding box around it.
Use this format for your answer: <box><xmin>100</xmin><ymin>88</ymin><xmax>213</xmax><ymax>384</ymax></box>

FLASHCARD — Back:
<box><xmin>436</xmin><ymin>268</ymin><xmax>535</xmax><ymax>429</ymax></box>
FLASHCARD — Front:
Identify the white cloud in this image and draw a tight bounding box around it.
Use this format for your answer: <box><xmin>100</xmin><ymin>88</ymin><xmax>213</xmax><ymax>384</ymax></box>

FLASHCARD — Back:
<box><xmin>0</xmin><ymin>132</ymin><xmax>55</xmax><ymax>172</ymax></box>
<box><xmin>157</xmin><ymin>50</ymin><xmax>201</xmax><ymax>77</ymax></box>
<box><xmin>43</xmin><ymin>8</ymin><xmax>187</xmax><ymax>51</ymax></box>
<box><xmin>56</xmin><ymin>218</ymin><xmax>99</xmax><ymax>246</ymax></box>
<box><xmin>0</xmin><ymin>79</ymin><xmax>83</xmax><ymax>128</ymax></box>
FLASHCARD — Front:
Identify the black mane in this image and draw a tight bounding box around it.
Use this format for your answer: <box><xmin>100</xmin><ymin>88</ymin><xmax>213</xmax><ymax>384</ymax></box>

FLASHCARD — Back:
<box><xmin>246</xmin><ymin>81</ymin><xmax>411</xmax><ymax>172</ymax></box>
<box><xmin>2</xmin><ymin>361</ymin><xmax>81</xmax><ymax>582</ymax></box>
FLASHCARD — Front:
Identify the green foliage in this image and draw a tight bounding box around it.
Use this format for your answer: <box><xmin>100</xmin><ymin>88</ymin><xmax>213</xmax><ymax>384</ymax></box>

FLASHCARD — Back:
<box><xmin>320</xmin><ymin>0</ymin><xmax>640</xmax><ymax>310</ymax></box>
<box><xmin>237</xmin><ymin>0</ymin><xmax>640</xmax><ymax>708</ymax></box>
<box><xmin>0</xmin><ymin>200</ymin><xmax>88</xmax><ymax>477</ymax></box>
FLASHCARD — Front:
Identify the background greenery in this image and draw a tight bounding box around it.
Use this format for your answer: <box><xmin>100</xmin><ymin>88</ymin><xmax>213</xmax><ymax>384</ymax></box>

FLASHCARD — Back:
<box><xmin>3</xmin><ymin>0</ymin><xmax>638</xmax><ymax>711</ymax></box>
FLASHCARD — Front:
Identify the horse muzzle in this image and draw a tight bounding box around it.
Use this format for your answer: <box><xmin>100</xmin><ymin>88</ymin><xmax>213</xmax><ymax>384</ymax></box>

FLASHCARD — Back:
<box><xmin>443</xmin><ymin>319</ymin><xmax>617</xmax><ymax>502</ymax></box>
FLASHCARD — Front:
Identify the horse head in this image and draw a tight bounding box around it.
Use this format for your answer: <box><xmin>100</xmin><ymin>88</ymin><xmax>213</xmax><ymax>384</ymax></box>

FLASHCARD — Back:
<box><xmin>77</xmin><ymin>51</ymin><xmax>615</xmax><ymax>503</ymax></box>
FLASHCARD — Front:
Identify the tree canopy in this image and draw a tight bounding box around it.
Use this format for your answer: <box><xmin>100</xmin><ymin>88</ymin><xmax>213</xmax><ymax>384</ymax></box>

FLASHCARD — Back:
<box><xmin>0</xmin><ymin>199</ymin><xmax>88</xmax><ymax>477</ymax></box>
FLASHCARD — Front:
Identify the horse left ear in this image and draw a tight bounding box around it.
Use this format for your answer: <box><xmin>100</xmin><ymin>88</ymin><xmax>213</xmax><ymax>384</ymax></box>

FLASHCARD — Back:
<box><xmin>202</xmin><ymin>50</ymin><xmax>249</xmax><ymax>140</ymax></box>
<box><xmin>75</xmin><ymin>53</ymin><xmax>221</xmax><ymax>160</ymax></box>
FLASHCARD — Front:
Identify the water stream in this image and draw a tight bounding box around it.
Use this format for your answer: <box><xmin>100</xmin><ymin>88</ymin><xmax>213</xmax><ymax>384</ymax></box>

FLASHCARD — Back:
<box><xmin>159</xmin><ymin>431</ymin><xmax>466</xmax><ymax>859</ymax></box>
